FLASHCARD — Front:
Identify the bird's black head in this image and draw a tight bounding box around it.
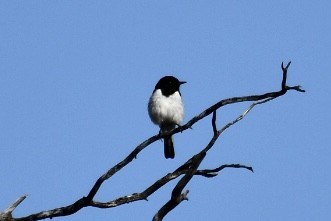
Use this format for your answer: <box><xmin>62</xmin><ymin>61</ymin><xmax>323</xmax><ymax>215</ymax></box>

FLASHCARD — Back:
<box><xmin>155</xmin><ymin>76</ymin><xmax>186</xmax><ymax>97</ymax></box>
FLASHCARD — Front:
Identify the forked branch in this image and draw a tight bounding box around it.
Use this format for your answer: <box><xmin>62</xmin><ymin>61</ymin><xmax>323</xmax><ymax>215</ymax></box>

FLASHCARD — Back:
<box><xmin>1</xmin><ymin>62</ymin><xmax>304</xmax><ymax>221</ymax></box>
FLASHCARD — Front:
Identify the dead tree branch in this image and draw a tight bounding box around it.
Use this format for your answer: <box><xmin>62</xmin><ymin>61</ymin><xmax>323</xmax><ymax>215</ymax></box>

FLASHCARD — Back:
<box><xmin>0</xmin><ymin>196</ymin><xmax>27</xmax><ymax>221</ymax></box>
<box><xmin>1</xmin><ymin>62</ymin><xmax>304</xmax><ymax>221</ymax></box>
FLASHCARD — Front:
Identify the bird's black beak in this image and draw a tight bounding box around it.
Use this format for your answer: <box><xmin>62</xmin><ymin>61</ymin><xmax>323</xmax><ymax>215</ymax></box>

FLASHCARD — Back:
<box><xmin>180</xmin><ymin>81</ymin><xmax>187</xmax><ymax>85</ymax></box>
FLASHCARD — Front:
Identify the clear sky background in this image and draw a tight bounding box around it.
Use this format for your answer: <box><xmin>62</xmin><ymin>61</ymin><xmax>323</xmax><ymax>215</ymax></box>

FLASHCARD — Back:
<box><xmin>1</xmin><ymin>1</ymin><xmax>330</xmax><ymax>220</ymax></box>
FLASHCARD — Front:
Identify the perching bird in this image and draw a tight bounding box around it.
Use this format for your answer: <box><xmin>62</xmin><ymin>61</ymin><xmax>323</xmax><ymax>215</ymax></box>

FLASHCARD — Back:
<box><xmin>148</xmin><ymin>76</ymin><xmax>186</xmax><ymax>159</ymax></box>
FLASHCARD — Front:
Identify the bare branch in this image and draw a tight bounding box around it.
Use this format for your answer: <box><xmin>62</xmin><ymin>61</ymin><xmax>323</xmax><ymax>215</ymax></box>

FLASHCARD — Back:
<box><xmin>90</xmin><ymin>169</ymin><xmax>186</xmax><ymax>208</ymax></box>
<box><xmin>196</xmin><ymin>164</ymin><xmax>254</xmax><ymax>178</ymax></box>
<box><xmin>153</xmin><ymin>153</ymin><xmax>206</xmax><ymax>221</ymax></box>
<box><xmin>286</xmin><ymin>85</ymin><xmax>305</xmax><ymax>92</ymax></box>
<box><xmin>2</xmin><ymin>62</ymin><xmax>304</xmax><ymax>221</ymax></box>
<box><xmin>281</xmin><ymin>61</ymin><xmax>291</xmax><ymax>89</ymax></box>
<box><xmin>212</xmin><ymin>111</ymin><xmax>218</xmax><ymax>136</ymax></box>
<box><xmin>0</xmin><ymin>195</ymin><xmax>27</xmax><ymax>221</ymax></box>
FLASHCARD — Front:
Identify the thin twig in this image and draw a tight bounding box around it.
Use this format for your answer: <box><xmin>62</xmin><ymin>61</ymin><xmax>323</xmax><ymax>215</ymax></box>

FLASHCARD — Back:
<box><xmin>196</xmin><ymin>164</ymin><xmax>254</xmax><ymax>177</ymax></box>
<box><xmin>212</xmin><ymin>111</ymin><xmax>218</xmax><ymax>136</ymax></box>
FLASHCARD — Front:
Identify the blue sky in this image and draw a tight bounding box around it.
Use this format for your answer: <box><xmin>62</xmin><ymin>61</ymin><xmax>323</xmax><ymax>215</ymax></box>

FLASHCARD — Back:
<box><xmin>1</xmin><ymin>1</ymin><xmax>330</xmax><ymax>220</ymax></box>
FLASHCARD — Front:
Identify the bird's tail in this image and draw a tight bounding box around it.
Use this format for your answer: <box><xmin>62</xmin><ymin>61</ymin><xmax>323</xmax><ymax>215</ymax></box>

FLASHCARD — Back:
<box><xmin>164</xmin><ymin>136</ymin><xmax>175</xmax><ymax>159</ymax></box>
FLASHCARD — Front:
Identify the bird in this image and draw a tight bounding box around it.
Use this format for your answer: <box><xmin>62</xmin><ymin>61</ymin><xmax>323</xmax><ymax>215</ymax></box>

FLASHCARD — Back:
<box><xmin>148</xmin><ymin>76</ymin><xmax>186</xmax><ymax>159</ymax></box>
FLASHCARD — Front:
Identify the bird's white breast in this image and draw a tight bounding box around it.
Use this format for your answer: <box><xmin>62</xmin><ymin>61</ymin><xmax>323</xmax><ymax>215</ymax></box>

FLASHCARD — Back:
<box><xmin>148</xmin><ymin>89</ymin><xmax>184</xmax><ymax>127</ymax></box>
